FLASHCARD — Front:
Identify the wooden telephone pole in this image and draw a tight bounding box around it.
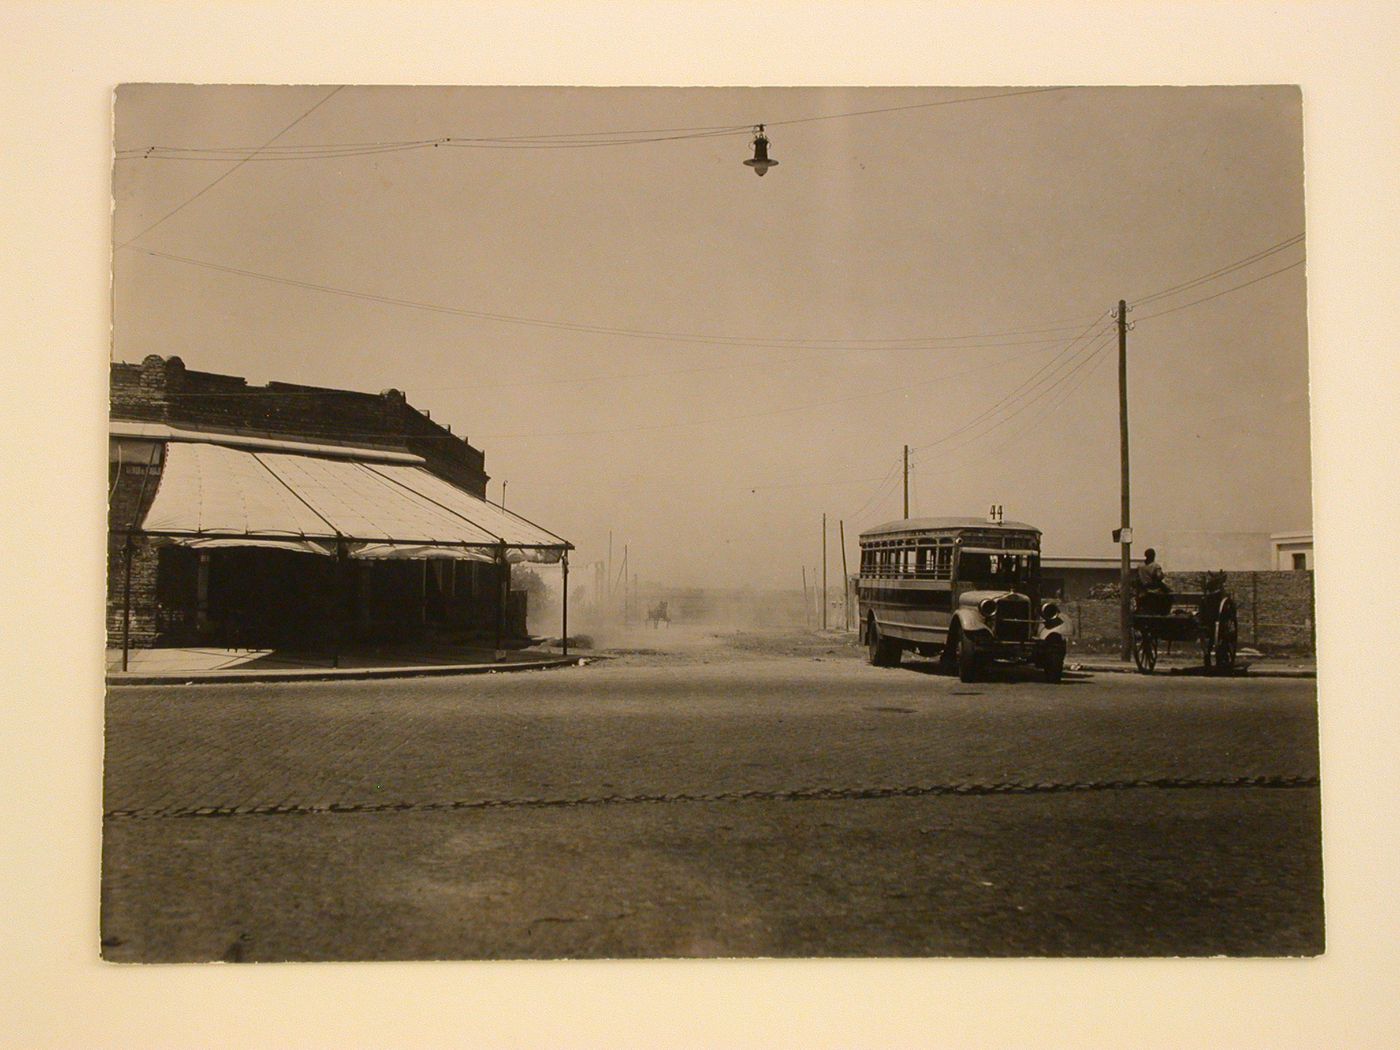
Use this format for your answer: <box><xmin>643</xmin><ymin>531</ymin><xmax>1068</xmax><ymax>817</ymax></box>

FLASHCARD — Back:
<box><xmin>903</xmin><ymin>444</ymin><xmax>909</xmax><ymax>518</ymax></box>
<box><xmin>1118</xmin><ymin>299</ymin><xmax>1133</xmax><ymax>661</ymax></box>
<box><xmin>821</xmin><ymin>514</ymin><xmax>828</xmax><ymax>631</ymax></box>
<box><xmin>839</xmin><ymin>519</ymin><xmax>850</xmax><ymax>630</ymax></box>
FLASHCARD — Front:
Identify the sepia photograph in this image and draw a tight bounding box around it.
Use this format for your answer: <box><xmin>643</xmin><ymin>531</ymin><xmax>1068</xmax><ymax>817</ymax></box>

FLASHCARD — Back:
<box><xmin>101</xmin><ymin>83</ymin><xmax>1323</xmax><ymax>963</ymax></box>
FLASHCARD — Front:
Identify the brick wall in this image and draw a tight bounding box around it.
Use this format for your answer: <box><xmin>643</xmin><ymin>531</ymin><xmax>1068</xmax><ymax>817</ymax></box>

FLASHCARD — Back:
<box><xmin>111</xmin><ymin>355</ymin><xmax>489</xmax><ymax>493</ymax></box>
<box><xmin>106</xmin><ymin>542</ymin><xmax>160</xmax><ymax>649</ymax></box>
<box><xmin>107</xmin><ymin>437</ymin><xmax>166</xmax><ymax>648</ymax></box>
<box><xmin>1060</xmin><ymin>570</ymin><xmax>1316</xmax><ymax>654</ymax></box>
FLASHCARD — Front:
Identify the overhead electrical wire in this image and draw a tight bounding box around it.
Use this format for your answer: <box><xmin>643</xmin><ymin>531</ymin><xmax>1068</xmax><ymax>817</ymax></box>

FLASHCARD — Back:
<box><xmin>115</xmin><ymin>86</ymin><xmax>345</xmax><ymax>249</ymax></box>
<box><xmin>476</xmin><ymin>340</ymin><xmax>1087</xmax><ymax>441</ymax></box>
<box><xmin>919</xmin><ymin>338</ymin><xmax>1115</xmax><ymax>474</ymax></box>
<box><xmin>115</xmin><ymin>232</ymin><xmax>1304</xmax><ymax>468</ymax></box>
<box><xmin>907</xmin><ymin>333</ymin><xmax>1116</xmax><ymax>472</ymax></box>
<box><xmin>1130</xmin><ymin>233</ymin><xmax>1304</xmax><ymax>307</ymax></box>
<box><xmin>153</xmin><ymin>341</ymin><xmax>1069</xmax><ymax>417</ymax></box>
<box><xmin>534</xmin><ymin>231</ymin><xmax>1300</xmax><ymax>496</ymax></box>
<box><xmin>144</xmin><ymin>337</ymin><xmax>1081</xmax><ymax>453</ymax></box>
<box><xmin>918</xmin><ymin>340</ymin><xmax>1116</xmax><ymax>485</ymax></box>
<box><xmin>126</xmin><ymin>230</ymin><xmax>1303</xmax><ymax>361</ymax></box>
<box><xmin>828</xmin><ymin>328</ymin><xmax>1113</xmax><ymax>528</ymax></box>
<box><xmin>847</xmin><ymin>458</ymin><xmax>907</xmax><ymax>527</ymax></box>
<box><xmin>115</xmin><ymin>87</ymin><xmax>1070</xmax><ymax>161</ymax></box>
<box><xmin>835</xmin><ymin>342</ymin><xmax>1107</xmax><ymax>534</ymax></box>
<box><xmin>908</xmin><ymin>313</ymin><xmax>1111</xmax><ymax>453</ymax></box>
<box><xmin>742</xmin><ymin>320</ymin><xmax>1111</xmax><ymax>494</ymax></box>
<box><xmin>1134</xmin><ymin>259</ymin><xmax>1305</xmax><ymax>321</ymax></box>
<box><xmin>129</xmin><ymin>248</ymin><xmax>1103</xmax><ymax>353</ymax></box>
<box><xmin>841</xmin><ymin>337</ymin><xmax>1114</xmax><ymax>532</ymax></box>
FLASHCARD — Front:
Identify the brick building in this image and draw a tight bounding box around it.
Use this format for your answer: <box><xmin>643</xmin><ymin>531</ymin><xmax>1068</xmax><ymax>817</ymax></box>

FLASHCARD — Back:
<box><xmin>108</xmin><ymin>355</ymin><xmax>571</xmax><ymax>658</ymax></box>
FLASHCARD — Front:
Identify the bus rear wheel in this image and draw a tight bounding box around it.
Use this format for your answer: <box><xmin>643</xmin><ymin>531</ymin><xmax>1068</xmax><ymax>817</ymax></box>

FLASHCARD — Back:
<box><xmin>867</xmin><ymin>617</ymin><xmax>902</xmax><ymax>667</ymax></box>
<box><xmin>939</xmin><ymin>630</ymin><xmax>958</xmax><ymax>674</ymax></box>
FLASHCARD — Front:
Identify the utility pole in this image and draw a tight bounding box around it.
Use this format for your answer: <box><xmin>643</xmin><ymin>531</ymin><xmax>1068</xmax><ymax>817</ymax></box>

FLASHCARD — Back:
<box><xmin>607</xmin><ymin>531</ymin><xmax>613</xmax><ymax>604</ymax></box>
<box><xmin>839</xmin><ymin>519</ymin><xmax>850</xmax><ymax>630</ymax></box>
<box><xmin>801</xmin><ymin>566</ymin><xmax>810</xmax><ymax>627</ymax></box>
<box><xmin>903</xmin><ymin>445</ymin><xmax>909</xmax><ymax>519</ymax></box>
<box><xmin>561</xmin><ymin>553</ymin><xmax>569</xmax><ymax>657</ymax></box>
<box><xmin>1118</xmin><ymin>299</ymin><xmax>1133</xmax><ymax>661</ymax></box>
<box><xmin>821</xmin><ymin>514</ymin><xmax>828</xmax><ymax>631</ymax></box>
<box><xmin>500</xmin><ymin>479</ymin><xmax>507</xmax><ymax>509</ymax></box>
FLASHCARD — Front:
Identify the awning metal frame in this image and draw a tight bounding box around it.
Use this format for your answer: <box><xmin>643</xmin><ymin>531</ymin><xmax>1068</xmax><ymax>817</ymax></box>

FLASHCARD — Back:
<box><xmin>109</xmin><ymin>439</ymin><xmax>574</xmax><ymax>669</ymax></box>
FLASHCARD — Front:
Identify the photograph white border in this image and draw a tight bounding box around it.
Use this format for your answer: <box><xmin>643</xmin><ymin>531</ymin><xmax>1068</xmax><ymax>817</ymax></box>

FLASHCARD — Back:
<box><xmin>4</xmin><ymin>2</ymin><xmax>1398</xmax><ymax>1047</ymax></box>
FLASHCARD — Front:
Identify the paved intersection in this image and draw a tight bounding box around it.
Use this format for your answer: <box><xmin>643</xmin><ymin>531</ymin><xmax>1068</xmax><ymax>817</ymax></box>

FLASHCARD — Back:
<box><xmin>102</xmin><ymin>631</ymin><xmax>1323</xmax><ymax>960</ymax></box>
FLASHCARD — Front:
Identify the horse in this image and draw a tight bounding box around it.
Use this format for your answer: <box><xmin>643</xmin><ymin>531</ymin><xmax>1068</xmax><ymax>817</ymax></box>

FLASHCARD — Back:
<box><xmin>646</xmin><ymin>601</ymin><xmax>670</xmax><ymax>628</ymax></box>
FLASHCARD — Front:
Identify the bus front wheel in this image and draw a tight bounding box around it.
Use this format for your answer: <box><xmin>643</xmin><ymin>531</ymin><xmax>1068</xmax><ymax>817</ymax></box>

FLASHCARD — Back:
<box><xmin>957</xmin><ymin>631</ymin><xmax>980</xmax><ymax>682</ymax></box>
<box><xmin>867</xmin><ymin>618</ymin><xmax>902</xmax><ymax>667</ymax></box>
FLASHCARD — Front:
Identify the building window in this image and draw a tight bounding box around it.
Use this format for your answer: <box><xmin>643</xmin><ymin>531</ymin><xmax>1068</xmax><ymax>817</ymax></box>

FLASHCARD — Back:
<box><xmin>1292</xmin><ymin>552</ymin><xmax>1307</xmax><ymax>571</ymax></box>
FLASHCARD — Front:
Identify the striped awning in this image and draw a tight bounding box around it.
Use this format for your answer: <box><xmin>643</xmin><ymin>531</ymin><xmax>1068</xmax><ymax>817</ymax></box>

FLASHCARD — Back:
<box><xmin>135</xmin><ymin>441</ymin><xmax>569</xmax><ymax>563</ymax></box>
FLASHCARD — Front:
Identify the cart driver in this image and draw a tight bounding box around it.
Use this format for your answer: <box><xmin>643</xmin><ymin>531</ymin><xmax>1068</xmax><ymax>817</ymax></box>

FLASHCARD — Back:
<box><xmin>1134</xmin><ymin>548</ymin><xmax>1171</xmax><ymax>611</ymax></box>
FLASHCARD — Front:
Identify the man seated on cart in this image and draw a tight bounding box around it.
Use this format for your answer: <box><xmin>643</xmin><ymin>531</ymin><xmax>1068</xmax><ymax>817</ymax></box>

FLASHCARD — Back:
<box><xmin>1133</xmin><ymin>547</ymin><xmax>1173</xmax><ymax>615</ymax></box>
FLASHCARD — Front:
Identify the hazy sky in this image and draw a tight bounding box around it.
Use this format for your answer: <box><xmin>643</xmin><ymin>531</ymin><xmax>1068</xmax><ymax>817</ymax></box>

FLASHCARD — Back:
<box><xmin>112</xmin><ymin>85</ymin><xmax>1310</xmax><ymax>589</ymax></box>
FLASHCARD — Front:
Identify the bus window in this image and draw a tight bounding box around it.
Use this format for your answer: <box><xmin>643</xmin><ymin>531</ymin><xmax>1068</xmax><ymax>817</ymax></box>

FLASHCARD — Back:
<box><xmin>958</xmin><ymin>552</ymin><xmax>992</xmax><ymax>582</ymax></box>
<box><xmin>915</xmin><ymin>541</ymin><xmax>933</xmax><ymax>577</ymax></box>
<box><xmin>958</xmin><ymin>552</ymin><xmax>1035</xmax><ymax>587</ymax></box>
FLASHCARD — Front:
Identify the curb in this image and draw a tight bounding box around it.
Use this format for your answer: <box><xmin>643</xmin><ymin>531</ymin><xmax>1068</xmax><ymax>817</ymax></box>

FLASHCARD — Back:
<box><xmin>1072</xmin><ymin>662</ymin><xmax>1316</xmax><ymax>679</ymax></box>
<box><xmin>106</xmin><ymin>655</ymin><xmax>587</xmax><ymax>687</ymax></box>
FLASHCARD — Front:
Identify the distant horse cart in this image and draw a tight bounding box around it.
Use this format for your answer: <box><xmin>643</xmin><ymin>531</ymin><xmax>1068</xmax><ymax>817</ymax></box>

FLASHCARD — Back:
<box><xmin>1130</xmin><ymin>570</ymin><xmax>1239</xmax><ymax>674</ymax></box>
<box><xmin>646</xmin><ymin>601</ymin><xmax>671</xmax><ymax>628</ymax></box>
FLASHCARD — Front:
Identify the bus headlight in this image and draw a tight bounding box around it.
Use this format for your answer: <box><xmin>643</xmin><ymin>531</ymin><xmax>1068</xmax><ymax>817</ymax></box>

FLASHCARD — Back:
<box><xmin>978</xmin><ymin>598</ymin><xmax>997</xmax><ymax>618</ymax></box>
<box><xmin>1041</xmin><ymin>601</ymin><xmax>1060</xmax><ymax>622</ymax></box>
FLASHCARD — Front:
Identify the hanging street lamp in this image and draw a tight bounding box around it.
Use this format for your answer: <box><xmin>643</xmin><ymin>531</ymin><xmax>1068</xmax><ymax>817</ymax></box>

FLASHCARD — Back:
<box><xmin>743</xmin><ymin>125</ymin><xmax>779</xmax><ymax>176</ymax></box>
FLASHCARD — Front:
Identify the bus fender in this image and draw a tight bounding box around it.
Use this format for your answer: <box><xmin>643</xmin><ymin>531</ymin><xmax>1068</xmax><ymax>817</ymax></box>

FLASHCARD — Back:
<box><xmin>951</xmin><ymin>607</ymin><xmax>991</xmax><ymax>640</ymax></box>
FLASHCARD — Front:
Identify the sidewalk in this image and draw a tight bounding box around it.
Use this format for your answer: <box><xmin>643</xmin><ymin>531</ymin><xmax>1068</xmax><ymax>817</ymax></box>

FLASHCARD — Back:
<box><xmin>106</xmin><ymin>643</ymin><xmax>585</xmax><ymax>686</ymax></box>
<box><xmin>1069</xmin><ymin>652</ymin><xmax>1316</xmax><ymax>679</ymax></box>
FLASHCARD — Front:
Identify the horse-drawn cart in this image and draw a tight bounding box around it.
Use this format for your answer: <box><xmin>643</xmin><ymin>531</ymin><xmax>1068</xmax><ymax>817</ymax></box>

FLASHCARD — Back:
<box><xmin>1130</xmin><ymin>571</ymin><xmax>1239</xmax><ymax>674</ymax></box>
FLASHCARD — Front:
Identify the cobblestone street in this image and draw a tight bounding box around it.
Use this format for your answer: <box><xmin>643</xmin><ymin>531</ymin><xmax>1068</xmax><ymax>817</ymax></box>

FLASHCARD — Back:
<box><xmin>102</xmin><ymin>629</ymin><xmax>1323</xmax><ymax>960</ymax></box>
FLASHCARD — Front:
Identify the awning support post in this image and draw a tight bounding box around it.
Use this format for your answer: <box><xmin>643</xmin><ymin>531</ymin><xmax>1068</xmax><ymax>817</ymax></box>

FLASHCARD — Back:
<box><xmin>561</xmin><ymin>552</ymin><xmax>569</xmax><ymax>657</ymax></box>
<box><xmin>495</xmin><ymin>542</ymin><xmax>508</xmax><ymax>660</ymax></box>
<box><xmin>333</xmin><ymin>539</ymin><xmax>347</xmax><ymax>669</ymax></box>
<box><xmin>121</xmin><ymin>535</ymin><xmax>134</xmax><ymax>672</ymax></box>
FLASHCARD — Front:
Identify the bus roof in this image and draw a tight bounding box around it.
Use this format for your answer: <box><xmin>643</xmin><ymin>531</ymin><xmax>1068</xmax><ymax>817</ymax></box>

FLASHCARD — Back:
<box><xmin>860</xmin><ymin>517</ymin><xmax>1041</xmax><ymax>540</ymax></box>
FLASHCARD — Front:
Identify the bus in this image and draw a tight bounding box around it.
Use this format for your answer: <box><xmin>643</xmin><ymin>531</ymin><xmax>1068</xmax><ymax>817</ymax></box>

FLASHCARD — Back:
<box><xmin>857</xmin><ymin>516</ymin><xmax>1069</xmax><ymax>682</ymax></box>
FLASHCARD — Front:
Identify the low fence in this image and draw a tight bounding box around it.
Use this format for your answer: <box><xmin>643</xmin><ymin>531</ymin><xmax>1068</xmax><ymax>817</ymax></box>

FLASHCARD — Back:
<box><xmin>1061</xmin><ymin>570</ymin><xmax>1315</xmax><ymax>654</ymax></box>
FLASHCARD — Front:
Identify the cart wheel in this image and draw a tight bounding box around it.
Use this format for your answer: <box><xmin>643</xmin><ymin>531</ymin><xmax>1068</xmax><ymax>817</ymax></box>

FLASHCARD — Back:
<box><xmin>1132</xmin><ymin>627</ymin><xmax>1157</xmax><ymax>674</ymax></box>
<box><xmin>1213</xmin><ymin>599</ymin><xmax>1238</xmax><ymax>671</ymax></box>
